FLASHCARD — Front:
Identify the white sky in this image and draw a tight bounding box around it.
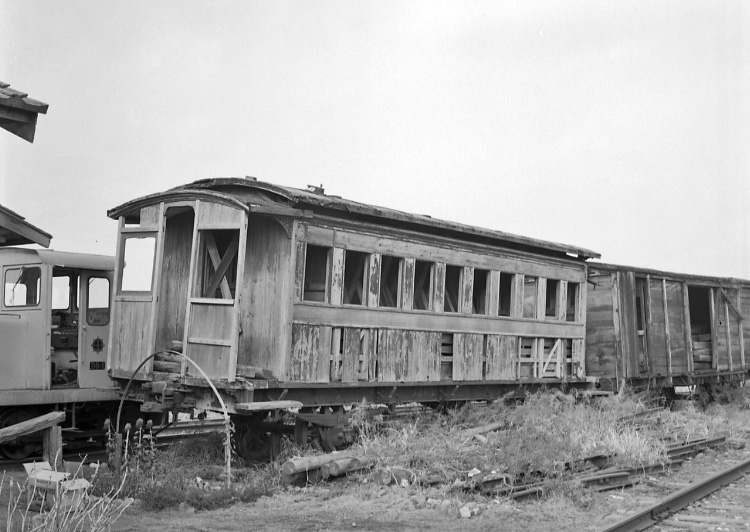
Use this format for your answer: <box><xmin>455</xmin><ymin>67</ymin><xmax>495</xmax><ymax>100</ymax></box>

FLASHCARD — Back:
<box><xmin>1</xmin><ymin>1</ymin><xmax>748</xmax><ymax>278</ymax></box>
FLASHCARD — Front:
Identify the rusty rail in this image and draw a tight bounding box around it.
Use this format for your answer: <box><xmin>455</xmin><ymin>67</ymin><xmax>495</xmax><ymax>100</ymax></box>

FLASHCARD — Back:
<box><xmin>600</xmin><ymin>455</ymin><xmax>750</xmax><ymax>532</ymax></box>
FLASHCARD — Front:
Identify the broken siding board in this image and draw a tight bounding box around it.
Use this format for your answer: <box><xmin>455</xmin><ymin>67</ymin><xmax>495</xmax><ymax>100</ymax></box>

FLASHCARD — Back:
<box><xmin>316</xmin><ymin>326</ymin><xmax>333</xmax><ymax>383</ymax></box>
<box><xmin>556</xmin><ymin>280</ymin><xmax>568</xmax><ymax>322</ymax></box>
<box><xmin>647</xmin><ymin>277</ymin><xmax>668</xmax><ymax>375</ymax></box>
<box><xmin>661</xmin><ymin>279</ymin><xmax>673</xmax><ymax>377</ymax></box>
<box><xmin>611</xmin><ymin>273</ymin><xmax>624</xmax><ymax>379</ymax></box>
<box><xmin>361</xmin><ymin>329</ymin><xmax>376</xmax><ymax>381</ymax></box>
<box><xmin>290</xmin><ymin>324</ymin><xmax>318</xmax><ymax>381</ymax></box>
<box><xmin>724</xmin><ymin>299</ymin><xmax>733</xmax><ymax>371</ymax></box>
<box><xmin>406</xmin><ymin>331</ymin><xmax>425</xmax><ymax>382</ymax></box>
<box><xmin>452</xmin><ymin>333</ymin><xmax>484</xmax><ymax>381</ymax></box>
<box><xmin>367</xmin><ymin>253</ymin><xmax>381</xmax><ymax>308</ymax></box>
<box><xmin>485</xmin><ymin>335</ymin><xmax>517</xmax><ymax>379</ymax></box>
<box><xmin>585</xmin><ymin>274</ymin><xmax>617</xmax><ymax>377</ymax></box>
<box><xmin>511</xmin><ymin>274</ymin><xmax>524</xmax><ymax>318</ymax></box>
<box><xmin>738</xmin><ymin>290</ymin><xmax>746</xmax><ymax>369</ymax></box>
<box><xmin>682</xmin><ymin>284</ymin><xmax>694</xmax><ymax>372</ymax></box>
<box><xmin>618</xmin><ymin>272</ymin><xmax>639</xmax><ymax>379</ymax></box>
<box><xmin>330</xmin><ymin>248</ymin><xmax>344</xmax><ymax>306</ymax></box>
<box><xmin>432</xmin><ymin>263</ymin><xmax>445</xmax><ymax>313</ymax></box>
<box><xmin>377</xmin><ymin>329</ymin><xmax>396</xmax><ymax>382</ymax></box>
<box><xmin>708</xmin><ymin>288</ymin><xmax>720</xmax><ymax>369</ymax></box>
<box><xmin>294</xmin><ymin>241</ymin><xmax>306</xmax><ymax>302</ymax></box>
<box><xmin>462</xmin><ymin>266</ymin><xmax>474</xmax><ymax>315</ymax></box>
<box><xmin>742</xmin><ymin>291</ymin><xmax>750</xmax><ymax>364</ymax></box>
<box><xmin>401</xmin><ymin>258</ymin><xmax>415</xmax><ymax>311</ymax></box>
<box><xmin>665</xmin><ymin>281</ymin><xmax>688</xmax><ymax>375</ymax></box>
<box><xmin>331</xmin><ymin>328</ymin><xmax>342</xmax><ymax>381</ymax></box>
<box><xmin>342</xmin><ymin>328</ymin><xmax>361</xmax><ymax>383</ymax></box>
<box><xmin>488</xmin><ymin>271</ymin><xmax>500</xmax><ymax>316</ymax></box>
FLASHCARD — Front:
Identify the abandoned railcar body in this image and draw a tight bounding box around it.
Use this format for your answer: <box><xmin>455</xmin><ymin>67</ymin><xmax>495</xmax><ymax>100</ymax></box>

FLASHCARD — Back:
<box><xmin>107</xmin><ymin>178</ymin><xmax>600</xmax><ymax>448</ymax></box>
<box><xmin>586</xmin><ymin>262</ymin><xmax>750</xmax><ymax>391</ymax></box>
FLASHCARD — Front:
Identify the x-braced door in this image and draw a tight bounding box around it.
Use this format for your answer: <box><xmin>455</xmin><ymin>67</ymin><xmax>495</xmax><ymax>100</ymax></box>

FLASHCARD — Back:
<box><xmin>182</xmin><ymin>202</ymin><xmax>247</xmax><ymax>381</ymax></box>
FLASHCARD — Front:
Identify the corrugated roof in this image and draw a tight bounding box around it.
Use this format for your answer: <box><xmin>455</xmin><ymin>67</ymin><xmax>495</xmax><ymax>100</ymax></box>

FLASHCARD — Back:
<box><xmin>0</xmin><ymin>204</ymin><xmax>52</xmax><ymax>248</ymax></box>
<box><xmin>0</xmin><ymin>81</ymin><xmax>49</xmax><ymax>143</ymax></box>
<box><xmin>109</xmin><ymin>177</ymin><xmax>600</xmax><ymax>260</ymax></box>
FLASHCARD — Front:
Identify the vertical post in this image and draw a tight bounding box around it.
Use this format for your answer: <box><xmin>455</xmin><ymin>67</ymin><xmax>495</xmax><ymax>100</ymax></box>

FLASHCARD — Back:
<box><xmin>43</xmin><ymin>426</ymin><xmax>63</xmax><ymax>471</ymax></box>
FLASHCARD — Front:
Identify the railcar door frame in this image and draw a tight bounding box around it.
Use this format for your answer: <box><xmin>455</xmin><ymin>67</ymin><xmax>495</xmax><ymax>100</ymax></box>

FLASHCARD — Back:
<box><xmin>181</xmin><ymin>200</ymin><xmax>248</xmax><ymax>382</ymax></box>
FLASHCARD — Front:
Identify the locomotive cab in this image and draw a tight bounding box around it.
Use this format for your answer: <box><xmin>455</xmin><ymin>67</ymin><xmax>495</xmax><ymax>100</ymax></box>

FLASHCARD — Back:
<box><xmin>0</xmin><ymin>249</ymin><xmax>116</xmax><ymax>396</ymax></box>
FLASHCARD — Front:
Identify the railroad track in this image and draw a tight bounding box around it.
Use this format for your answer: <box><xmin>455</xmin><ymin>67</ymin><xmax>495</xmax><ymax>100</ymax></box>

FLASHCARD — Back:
<box><xmin>602</xmin><ymin>454</ymin><xmax>750</xmax><ymax>531</ymax></box>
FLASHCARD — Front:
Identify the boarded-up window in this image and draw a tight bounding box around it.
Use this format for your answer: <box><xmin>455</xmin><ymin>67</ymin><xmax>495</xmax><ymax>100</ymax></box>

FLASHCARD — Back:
<box><xmin>472</xmin><ymin>269</ymin><xmax>489</xmax><ymax>314</ymax></box>
<box><xmin>444</xmin><ymin>265</ymin><xmax>461</xmax><ymax>313</ymax></box>
<box><xmin>545</xmin><ymin>279</ymin><xmax>559</xmax><ymax>319</ymax></box>
<box><xmin>413</xmin><ymin>260</ymin><xmax>433</xmax><ymax>311</ymax></box>
<box><xmin>303</xmin><ymin>245</ymin><xmax>330</xmax><ymax>302</ymax></box>
<box><xmin>197</xmin><ymin>229</ymin><xmax>239</xmax><ymax>300</ymax></box>
<box><xmin>343</xmin><ymin>250</ymin><xmax>368</xmax><ymax>306</ymax></box>
<box><xmin>379</xmin><ymin>255</ymin><xmax>401</xmax><ymax>308</ymax></box>
<box><xmin>523</xmin><ymin>276</ymin><xmax>538</xmax><ymax>318</ymax></box>
<box><xmin>566</xmin><ymin>282</ymin><xmax>579</xmax><ymax>322</ymax></box>
<box><xmin>121</xmin><ymin>236</ymin><xmax>156</xmax><ymax>293</ymax></box>
<box><xmin>498</xmin><ymin>272</ymin><xmax>513</xmax><ymax>317</ymax></box>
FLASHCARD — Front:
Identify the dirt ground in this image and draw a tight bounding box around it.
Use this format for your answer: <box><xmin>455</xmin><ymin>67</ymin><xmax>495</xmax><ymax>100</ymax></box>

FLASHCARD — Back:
<box><xmin>105</xmin><ymin>472</ymin><xmax>666</xmax><ymax>532</ymax></box>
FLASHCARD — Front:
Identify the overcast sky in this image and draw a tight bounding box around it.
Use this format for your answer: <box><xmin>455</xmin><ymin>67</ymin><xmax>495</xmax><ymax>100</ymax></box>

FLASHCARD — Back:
<box><xmin>1</xmin><ymin>1</ymin><xmax>748</xmax><ymax>278</ymax></box>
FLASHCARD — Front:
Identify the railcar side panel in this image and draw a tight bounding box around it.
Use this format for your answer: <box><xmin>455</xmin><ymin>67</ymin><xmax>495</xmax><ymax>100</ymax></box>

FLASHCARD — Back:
<box><xmin>584</xmin><ymin>272</ymin><xmax>617</xmax><ymax>377</ymax></box>
<box><xmin>239</xmin><ymin>215</ymin><xmax>294</xmax><ymax>380</ymax></box>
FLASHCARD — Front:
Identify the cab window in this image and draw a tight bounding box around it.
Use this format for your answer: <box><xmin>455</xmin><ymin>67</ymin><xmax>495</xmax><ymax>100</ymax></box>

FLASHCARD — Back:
<box><xmin>3</xmin><ymin>267</ymin><xmax>41</xmax><ymax>307</ymax></box>
<box><xmin>87</xmin><ymin>277</ymin><xmax>110</xmax><ymax>326</ymax></box>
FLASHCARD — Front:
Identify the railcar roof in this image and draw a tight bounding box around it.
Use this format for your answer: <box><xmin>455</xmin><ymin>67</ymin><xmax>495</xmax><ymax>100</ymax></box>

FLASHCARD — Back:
<box><xmin>0</xmin><ymin>247</ymin><xmax>114</xmax><ymax>271</ymax></box>
<box><xmin>589</xmin><ymin>261</ymin><xmax>750</xmax><ymax>287</ymax></box>
<box><xmin>0</xmin><ymin>204</ymin><xmax>52</xmax><ymax>248</ymax></box>
<box><xmin>109</xmin><ymin>177</ymin><xmax>600</xmax><ymax>260</ymax></box>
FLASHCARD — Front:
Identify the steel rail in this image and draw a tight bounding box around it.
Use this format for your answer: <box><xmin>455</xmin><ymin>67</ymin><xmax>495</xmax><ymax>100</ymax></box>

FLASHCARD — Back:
<box><xmin>600</xmin><ymin>455</ymin><xmax>750</xmax><ymax>532</ymax></box>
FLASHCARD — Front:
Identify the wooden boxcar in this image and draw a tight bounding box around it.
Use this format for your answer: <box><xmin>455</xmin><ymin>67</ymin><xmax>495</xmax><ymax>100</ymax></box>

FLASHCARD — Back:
<box><xmin>106</xmin><ymin>178</ymin><xmax>600</xmax><ymax>447</ymax></box>
<box><xmin>586</xmin><ymin>262</ymin><xmax>750</xmax><ymax>392</ymax></box>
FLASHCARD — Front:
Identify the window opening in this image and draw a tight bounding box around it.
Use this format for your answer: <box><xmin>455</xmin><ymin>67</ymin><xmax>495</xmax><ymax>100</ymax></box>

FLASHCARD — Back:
<box><xmin>3</xmin><ymin>266</ymin><xmax>41</xmax><ymax>307</ymax></box>
<box><xmin>379</xmin><ymin>255</ymin><xmax>401</xmax><ymax>308</ymax></box>
<box><xmin>303</xmin><ymin>245</ymin><xmax>330</xmax><ymax>302</ymax></box>
<box><xmin>198</xmin><ymin>229</ymin><xmax>239</xmax><ymax>299</ymax></box>
<box><xmin>444</xmin><ymin>265</ymin><xmax>461</xmax><ymax>313</ymax></box>
<box><xmin>87</xmin><ymin>277</ymin><xmax>111</xmax><ymax>326</ymax></box>
<box><xmin>52</xmin><ymin>274</ymin><xmax>73</xmax><ymax>310</ymax></box>
<box><xmin>413</xmin><ymin>260</ymin><xmax>433</xmax><ymax>311</ymax></box>
<box><xmin>498</xmin><ymin>272</ymin><xmax>513</xmax><ymax>317</ymax></box>
<box><xmin>566</xmin><ymin>282</ymin><xmax>579</xmax><ymax>322</ymax></box>
<box><xmin>687</xmin><ymin>286</ymin><xmax>712</xmax><ymax>337</ymax></box>
<box><xmin>472</xmin><ymin>269</ymin><xmax>489</xmax><ymax>314</ymax></box>
<box><xmin>343</xmin><ymin>250</ymin><xmax>368</xmax><ymax>306</ymax></box>
<box><xmin>545</xmin><ymin>279</ymin><xmax>559</xmax><ymax>319</ymax></box>
<box><xmin>121</xmin><ymin>236</ymin><xmax>156</xmax><ymax>293</ymax></box>
<box><xmin>523</xmin><ymin>276</ymin><xmax>538</xmax><ymax>318</ymax></box>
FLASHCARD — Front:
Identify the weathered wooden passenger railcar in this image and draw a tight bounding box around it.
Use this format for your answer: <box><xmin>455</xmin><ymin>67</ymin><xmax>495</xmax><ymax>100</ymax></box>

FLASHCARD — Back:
<box><xmin>106</xmin><ymin>178</ymin><xmax>600</xmax><ymax>423</ymax></box>
<box><xmin>586</xmin><ymin>262</ymin><xmax>750</xmax><ymax>391</ymax></box>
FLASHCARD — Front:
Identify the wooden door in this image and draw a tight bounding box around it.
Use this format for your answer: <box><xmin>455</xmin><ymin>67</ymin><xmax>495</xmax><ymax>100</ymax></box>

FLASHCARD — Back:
<box><xmin>182</xmin><ymin>202</ymin><xmax>247</xmax><ymax>381</ymax></box>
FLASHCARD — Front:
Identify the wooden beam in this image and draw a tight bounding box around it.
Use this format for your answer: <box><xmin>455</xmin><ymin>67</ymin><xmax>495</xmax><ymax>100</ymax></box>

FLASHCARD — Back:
<box><xmin>0</xmin><ymin>411</ymin><xmax>65</xmax><ymax>444</ymax></box>
<box><xmin>662</xmin><ymin>279</ymin><xmax>673</xmax><ymax>377</ymax></box>
<box><xmin>725</xmin><ymin>299</ymin><xmax>733</xmax><ymax>371</ymax></box>
<box><xmin>682</xmin><ymin>284</ymin><xmax>694</xmax><ymax>372</ymax></box>
<box><xmin>293</xmin><ymin>304</ymin><xmax>586</xmax><ymax>339</ymax></box>
<box><xmin>709</xmin><ymin>288</ymin><xmax>718</xmax><ymax>370</ymax></box>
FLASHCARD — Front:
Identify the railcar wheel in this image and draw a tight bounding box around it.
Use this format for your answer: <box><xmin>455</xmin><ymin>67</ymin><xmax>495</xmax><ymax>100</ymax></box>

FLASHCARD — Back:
<box><xmin>232</xmin><ymin>414</ymin><xmax>271</xmax><ymax>463</ymax></box>
<box><xmin>0</xmin><ymin>409</ymin><xmax>39</xmax><ymax>459</ymax></box>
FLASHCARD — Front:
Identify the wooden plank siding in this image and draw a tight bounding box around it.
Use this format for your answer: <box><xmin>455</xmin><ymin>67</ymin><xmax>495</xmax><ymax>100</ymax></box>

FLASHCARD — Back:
<box><xmin>287</xmin><ymin>222</ymin><xmax>587</xmax><ymax>384</ymax></box>
<box><xmin>585</xmin><ymin>274</ymin><xmax>617</xmax><ymax>377</ymax></box>
<box><xmin>665</xmin><ymin>280</ymin><xmax>689</xmax><ymax>375</ymax></box>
